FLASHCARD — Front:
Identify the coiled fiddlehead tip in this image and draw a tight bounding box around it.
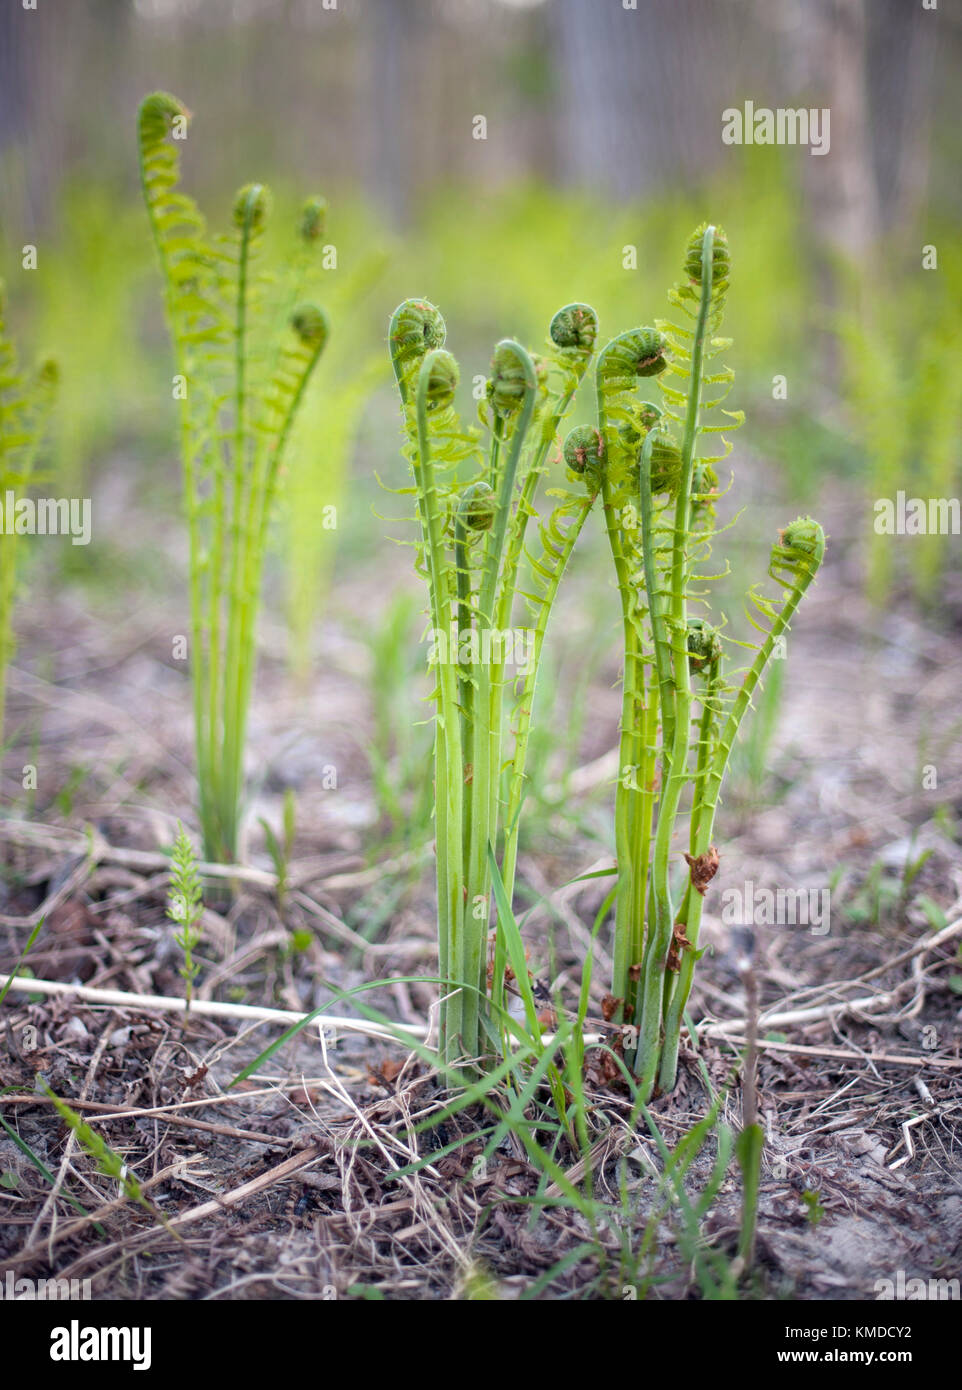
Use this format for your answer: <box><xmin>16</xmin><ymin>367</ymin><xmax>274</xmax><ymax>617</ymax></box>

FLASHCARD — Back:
<box><xmin>637</xmin><ymin>401</ymin><xmax>663</xmax><ymax>431</ymax></box>
<box><xmin>389</xmin><ymin>299</ymin><xmax>447</xmax><ymax>370</ymax></box>
<box><xmin>563</xmin><ymin>425</ymin><xmax>606</xmax><ymax>486</ymax></box>
<box><xmin>291</xmin><ymin>303</ymin><xmax>329</xmax><ymax>349</ymax></box>
<box><xmin>138</xmin><ymin>91</ymin><xmax>191</xmax><ymax>143</ymax></box>
<box><xmin>692</xmin><ymin>460</ymin><xmax>719</xmax><ymax>510</ymax></box>
<box><xmin>459</xmin><ymin>480</ymin><xmax>496</xmax><ymax>532</ymax></box>
<box><xmin>423</xmin><ymin>348</ymin><xmax>460</xmax><ymax>411</ymax></box>
<box><xmin>686</xmin><ymin>618</ymin><xmax>722</xmax><ymax>675</ymax></box>
<box><xmin>773</xmin><ymin>516</ymin><xmax>826</xmax><ymax>572</ymax></box>
<box><xmin>486</xmin><ymin>339</ymin><xmax>533</xmax><ymax>417</ymax></box>
<box><xmin>300</xmin><ymin>196</ymin><xmax>329</xmax><ymax>243</ymax></box>
<box><xmin>646</xmin><ymin>430</ymin><xmax>683</xmax><ymax>496</ymax></box>
<box><xmin>549</xmin><ymin>302</ymin><xmax>599</xmax><ymax>355</ymax></box>
<box><xmin>233</xmin><ymin>182</ymin><xmax>270</xmax><ymax>231</ymax></box>
<box><xmin>684</xmin><ymin>222</ymin><xmax>730</xmax><ymax>286</ymax></box>
<box><xmin>598</xmin><ymin>327</ymin><xmax>670</xmax><ymax>391</ymax></box>
<box><xmin>618</xmin><ymin>402</ymin><xmax>663</xmax><ymax>450</ymax></box>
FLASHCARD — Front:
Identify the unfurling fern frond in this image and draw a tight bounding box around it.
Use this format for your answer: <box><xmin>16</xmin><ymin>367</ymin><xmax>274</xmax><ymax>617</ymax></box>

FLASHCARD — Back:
<box><xmin>387</xmin><ymin>298</ymin><xmax>599</xmax><ymax>1069</ymax></box>
<box><xmin>137</xmin><ymin>94</ymin><xmax>226</xmax><ymax>376</ymax></box>
<box><xmin>138</xmin><ymin>92</ymin><xmax>331</xmax><ymax>863</ymax></box>
<box><xmin>587</xmin><ymin>223</ymin><xmax>824</xmax><ymax>1104</ymax></box>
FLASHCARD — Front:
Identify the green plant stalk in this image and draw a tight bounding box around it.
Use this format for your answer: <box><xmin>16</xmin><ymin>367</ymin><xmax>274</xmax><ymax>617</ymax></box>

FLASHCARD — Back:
<box><xmin>468</xmin><ymin>345</ymin><xmax>537</xmax><ymax>1054</ymax></box>
<box><xmin>633</xmin><ymin>683</ymin><xmax>660</xmax><ymax>977</ymax></box>
<box><xmin>494</xmin><ymin>378</ymin><xmax>581</xmax><ymax>638</ymax></box>
<box><xmin>596</xmin><ymin>377</ymin><xmax>645</xmax><ymax>1014</ymax></box>
<box><xmin>453</xmin><ymin>503</ymin><xmax>474</xmax><ymax>781</ymax></box>
<box><xmin>477</xmin><ymin>416</ymin><xmax>505</xmax><ymax>901</ymax></box>
<box><xmin>0</xmin><ymin>314</ymin><xmax>56</xmax><ymax>757</ymax></box>
<box><xmin>220</xmin><ymin>188</ymin><xmax>261</xmax><ymax>860</ymax></box>
<box><xmin>634</xmin><ymin>226</ymin><xmax>716</xmax><ymax>1098</ymax></box>
<box><xmin>389</xmin><ymin>304</ymin><xmax>596</xmax><ymax>1071</ymax></box>
<box><xmin>624</xmin><ymin>428</ymin><xmax>674</xmax><ymax>1012</ymax></box>
<box><xmin>492</xmin><ymin>375</ymin><xmax>586</xmax><ymax>910</ymax></box>
<box><xmin>485</xmin><ymin>354</ymin><xmax>596</xmax><ymax>1022</ymax></box>
<box><xmin>616</xmin><ymin>623</ymin><xmax>648</xmax><ymax>1012</ymax></box>
<box><xmin>136</xmin><ymin>97</ymin><xmax>217</xmax><ymax>855</ymax></box>
<box><xmin>139</xmin><ymin>96</ymin><xmax>328</xmax><ymax>863</ymax></box>
<box><xmin>230</xmin><ymin>331</ymin><xmax>329</xmax><ymax>866</ymax></box>
<box><xmin>388</xmin><ymin>314</ymin><xmax>457</xmax><ymax>1017</ymax></box>
<box><xmin>736</xmin><ymin>1122</ymin><xmax>764</xmax><ymax>1269</ymax></box>
<box><xmin>415</xmin><ymin>351</ymin><xmax>467</xmax><ymax>1062</ymax></box>
<box><xmin>638</xmin><ymin>431</ymin><xmax>676</xmax><ymax>760</ymax></box>
<box><xmin>500</xmin><ymin>491</ymin><xmax>595</xmax><ymax>911</ymax></box>
<box><xmin>660</xmin><ymin>658</ymin><xmax>721</xmax><ymax>1029</ymax></box>
<box><xmin>657</xmin><ymin>539</ymin><xmax>823</xmax><ymax>1092</ymax></box>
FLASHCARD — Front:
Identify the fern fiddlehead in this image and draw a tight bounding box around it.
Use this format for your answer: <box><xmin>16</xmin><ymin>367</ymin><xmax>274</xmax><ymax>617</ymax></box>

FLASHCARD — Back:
<box><xmin>498</xmin><ymin>434</ymin><xmax>601</xmax><ymax>920</ymax></box>
<box><xmin>595</xmin><ymin>327</ymin><xmax>672</xmax><ymax>1024</ymax></box>
<box><xmin>388</xmin><ymin>299</ymin><xmax>598</xmax><ymax>1069</ymax></box>
<box><xmin>631</xmin><ymin>226</ymin><xmax>727</xmax><ymax>1098</ymax></box>
<box><xmin>657</xmin><ymin>520</ymin><xmax>825</xmax><ymax>1092</ymax></box>
<box><xmin>138</xmin><ymin>93</ymin><xmax>330</xmax><ymax>862</ymax></box>
<box><xmin>593</xmin><ymin>223</ymin><xmax>822</xmax><ymax>1100</ymax></box>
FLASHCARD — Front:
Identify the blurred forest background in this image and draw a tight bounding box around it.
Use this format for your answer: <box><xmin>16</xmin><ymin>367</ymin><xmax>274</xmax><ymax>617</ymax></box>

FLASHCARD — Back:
<box><xmin>0</xmin><ymin>0</ymin><xmax>959</xmax><ymax>678</ymax></box>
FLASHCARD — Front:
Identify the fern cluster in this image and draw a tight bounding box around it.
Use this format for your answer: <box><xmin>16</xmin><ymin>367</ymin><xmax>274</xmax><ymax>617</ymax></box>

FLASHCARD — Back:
<box><xmin>391</xmin><ymin>225</ymin><xmax>825</xmax><ymax>1093</ymax></box>
<box><xmin>389</xmin><ymin>299</ymin><xmax>600</xmax><ymax>1066</ymax></box>
<box><xmin>137</xmin><ymin>92</ymin><xmax>331</xmax><ymax>862</ymax></box>
<box><xmin>593</xmin><ymin>225</ymin><xmax>824</xmax><ymax>1097</ymax></box>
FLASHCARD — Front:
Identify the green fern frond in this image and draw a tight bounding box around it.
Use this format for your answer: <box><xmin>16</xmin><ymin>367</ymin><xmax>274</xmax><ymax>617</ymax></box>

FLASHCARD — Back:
<box><xmin>138</xmin><ymin>92</ymin><xmax>331</xmax><ymax>863</ymax></box>
<box><xmin>0</xmin><ymin>284</ymin><xmax>58</xmax><ymax>754</ymax></box>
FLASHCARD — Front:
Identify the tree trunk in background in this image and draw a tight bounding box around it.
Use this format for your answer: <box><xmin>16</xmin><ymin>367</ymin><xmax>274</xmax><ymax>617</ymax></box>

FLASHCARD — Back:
<box><xmin>552</xmin><ymin>0</ymin><xmax>744</xmax><ymax>198</ymax></box>
<box><xmin>0</xmin><ymin>3</ymin><xmax>28</xmax><ymax>152</ymax></box>
<box><xmin>800</xmin><ymin>0</ymin><xmax>879</xmax><ymax>266</ymax></box>
<box><xmin>363</xmin><ymin>0</ymin><xmax>412</xmax><ymax>222</ymax></box>
<box><xmin>779</xmin><ymin>0</ymin><xmax>877</xmax><ymax>383</ymax></box>
<box><xmin>0</xmin><ymin>1</ymin><xmax>36</xmax><ymax>227</ymax></box>
<box><xmin>886</xmin><ymin>0</ymin><xmax>937</xmax><ymax>241</ymax></box>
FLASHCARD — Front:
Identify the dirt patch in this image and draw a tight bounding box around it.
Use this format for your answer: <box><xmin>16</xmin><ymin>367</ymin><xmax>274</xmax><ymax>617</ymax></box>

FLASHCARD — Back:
<box><xmin>1</xmin><ymin>488</ymin><xmax>960</xmax><ymax>1300</ymax></box>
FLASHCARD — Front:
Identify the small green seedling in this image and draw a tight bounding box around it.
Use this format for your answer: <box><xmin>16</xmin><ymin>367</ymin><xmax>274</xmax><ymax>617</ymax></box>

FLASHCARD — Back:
<box><xmin>802</xmin><ymin>1189</ymin><xmax>825</xmax><ymax>1228</ymax></box>
<box><xmin>40</xmin><ymin>1079</ymin><xmax>179</xmax><ymax>1236</ymax></box>
<box><xmin>166</xmin><ymin>822</ymin><xmax>204</xmax><ymax>1010</ymax></box>
<box><xmin>259</xmin><ymin>786</ymin><xmax>297</xmax><ymax>911</ymax></box>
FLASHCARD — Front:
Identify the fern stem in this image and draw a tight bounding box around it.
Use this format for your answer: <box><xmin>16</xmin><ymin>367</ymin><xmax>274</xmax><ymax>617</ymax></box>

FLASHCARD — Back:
<box><xmin>658</xmin><ymin>536</ymin><xmax>823</xmax><ymax>1093</ymax></box>
<box><xmin>218</xmin><ymin>188</ymin><xmax>263</xmax><ymax>859</ymax></box>
<box><xmin>468</xmin><ymin>345</ymin><xmax>537</xmax><ymax>1055</ymax></box>
<box><xmin>634</xmin><ymin>227</ymin><xmax>716</xmax><ymax>1098</ymax></box>
<box><xmin>415</xmin><ymin>352</ymin><xmax>467</xmax><ymax>1064</ymax></box>
<box><xmin>500</xmin><ymin>492</ymin><xmax>595</xmax><ymax>910</ymax></box>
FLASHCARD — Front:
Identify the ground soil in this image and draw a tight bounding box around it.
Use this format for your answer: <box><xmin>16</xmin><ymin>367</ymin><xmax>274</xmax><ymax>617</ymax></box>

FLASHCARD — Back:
<box><xmin>0</xmin><ymin>476</ymin><xmax>960</xmax><ymax>1301</ymax></box>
